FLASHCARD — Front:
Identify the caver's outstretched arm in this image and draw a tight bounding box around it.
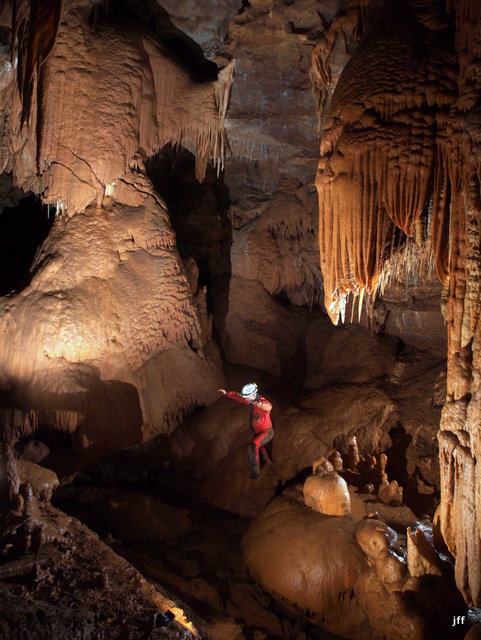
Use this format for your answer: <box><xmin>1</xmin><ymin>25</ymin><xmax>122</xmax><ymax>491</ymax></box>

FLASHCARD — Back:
<box><xmin>218</xmin><ymin>389</ymin><xmax>250</xmax><ymax>406</ymax></box>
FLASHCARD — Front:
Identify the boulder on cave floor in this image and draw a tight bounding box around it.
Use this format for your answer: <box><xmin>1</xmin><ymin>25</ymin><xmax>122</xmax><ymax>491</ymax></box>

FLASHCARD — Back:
<box><xmin>242</xmin><ymin>488</ymin><xmax>463</xmax><ymax>640</ymax></box>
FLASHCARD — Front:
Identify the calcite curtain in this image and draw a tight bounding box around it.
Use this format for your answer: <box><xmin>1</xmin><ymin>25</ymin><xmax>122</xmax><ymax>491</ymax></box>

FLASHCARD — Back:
<box><xmin>314</xmin><ymin>0</ymin><xmax>481</xmax><ymax>605</ymax></box>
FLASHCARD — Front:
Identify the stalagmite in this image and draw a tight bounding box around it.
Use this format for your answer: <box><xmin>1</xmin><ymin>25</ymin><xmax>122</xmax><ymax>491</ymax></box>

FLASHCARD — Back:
<box><xmin>406</xmin><ymin>526</ymin><xmax>443</xmax><ymax>578</ymax></box>
<box><xmin>346</xmin><ymin>435</ymin><xmax>361</xmax><ymax>470</ymax></box>
<box><xmin>378</xmin><ymin>477</ymin><xmax>403</xmax><ymax>507</ymax></box>
<box><xmin>303</xmin><ymin>467</ymin><xmax>351</xmax><ymax>516</ymax></box>
<box><xmin>0</xmin><ymin>2</ymin><xmax>232</xmax><ymax>457</ymax></box>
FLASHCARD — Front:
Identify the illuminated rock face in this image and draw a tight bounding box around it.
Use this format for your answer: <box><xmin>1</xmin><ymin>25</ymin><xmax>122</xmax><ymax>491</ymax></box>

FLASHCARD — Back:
<box><xmin>243</xmin><ymin>461</ymin><xmax>467</xmax><ymax>640</ymax></box>
<box><xmin>0</xmin><ymin>3</ymin><xmax>233</xmax><ymax>459</ymax></box>
<box><xmin>312</xmin><ymin>0</ymin><xmax>481</xmax><ymax>607</ymax></box>
<box><xmin>1</xmin><ymin>4</ymin><xmax>233</xmax><ymax>210</ymax></box>
<box><xmin>313</xmin><ymin>0</ymin><xmax>455</xmax><ymax>324</ymax></box>
<box><xmin>0</xmin><ymin>173</ymin><xmax>223</xmax><ymax>458</ymax></box>
<box><xmin>303</xmin><ymin>469</ymin><xmax>351</xmax><ymax>515</ymax></box>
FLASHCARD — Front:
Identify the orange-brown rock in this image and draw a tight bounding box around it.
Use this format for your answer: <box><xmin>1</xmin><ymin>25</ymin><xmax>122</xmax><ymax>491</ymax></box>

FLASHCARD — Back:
<box><xmin>313</xmin><ymin>0</ymin><xmax>456</xmax><ymax>323</ymax></box>
<box><xmin>273</xmin><ymin>386</ymin><xmax>397</xmax><ymax>483</ymax></box>
<box><xmin>0</xmin><ymin>2</ymin><xmax>236</xmax><ymax>465</ymax></box>
<box><xmin>406</xmin><ymin>525</ymin><xmax>443</xmax><ymax>578</ymax></box>
<box><xmin>242</xmin><ymin>495</ymin><xmax>369</xmax><ymax>638</ymax></box>
<box><xmin>2</xmin><ymin>4</ymin><xmax>234</xmax><ymax>211</ymax></box>
<box><xmin>16</xmin><ymin>460</ymin><xmax>59</xmax><ymax>503</ymax></box>
<box><xmin>354</xmin><ymin>519</ymin><xmax>398</xmax><ymax>563</ymax></box>
<box><xmin>311</xmin><ymin>0</ymin><xmax>481</xmax><ymax>606</ymax></box>
<box><xmin>0</xmin><ymin>174</ymin><xmax>223</xmax><ymax>460</ymax></box>
<box><xmin>378</xmin><ymin>478</ymin><xmax>403</xmax><ymax>507</ymax></box>
<box><xmin>303</xmin><ymin>469</ymin><xmax>351</xmax><ymax>516</ymax></box>
<box><xmin>242</xmin><ymin>494</ymin><xmax>432</xmax><ymax>640</ymax></box>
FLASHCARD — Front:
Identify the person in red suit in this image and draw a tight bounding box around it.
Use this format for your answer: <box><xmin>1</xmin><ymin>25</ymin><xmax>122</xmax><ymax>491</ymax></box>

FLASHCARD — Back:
<box><xmin>218</xmin><ymin>383</ymin><xmax>273</xmax><ymax>479</ymax></box>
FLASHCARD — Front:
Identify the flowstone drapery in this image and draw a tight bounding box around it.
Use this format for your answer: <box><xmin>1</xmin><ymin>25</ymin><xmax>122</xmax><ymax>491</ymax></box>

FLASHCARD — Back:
<box><xmin>313</xmin><ymin>0</ymin><xmax>481</xmax><ymax>605</ymax></box>
<box><xmin>0</xmin><ymin>1</ymin><xmax>233</xmax><ymax>460</ymax></box>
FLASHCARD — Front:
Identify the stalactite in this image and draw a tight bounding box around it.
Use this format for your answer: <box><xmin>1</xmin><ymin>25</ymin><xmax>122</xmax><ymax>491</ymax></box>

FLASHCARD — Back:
<box><xmin>314</xmin><ymin>0</ymin><xmax>481</xmax><ymax>606</ymax></box>
<box><xmin>0</xmin><ymin>5</ymin><xmax>235</xmax><ymax>214</ymax></box>
<box><xmin>463</xmin><ymin>179</ymin><xmax>481</xmax><ymax>344</ymax></box>
<box><xmin>144</xmin><ymin>43</ymin><xmax>234</xmax><ymax>182</ymax></box>
<box><xmin>309</xmin><ymin>1</ymin><xmax>369</xmax><ymax>133</ymax></box>
<box><xmin>314</xmin><ymin>0</ymin><xmax>452</xmax><ymax>324</ymax></box>
<box><xmin>317</xmin><ymin>134</ymin><xmax>436</xmax><ymax>323</ymax></box>
<box><xmin>28</xmin><ymin>10</ymin><xmax>235</xmax><ymax>214</ymax></box>
<box><xmin>6</xmin><ymin>0</ymin><xmax>66</xmax><ymax>126</ymax></box>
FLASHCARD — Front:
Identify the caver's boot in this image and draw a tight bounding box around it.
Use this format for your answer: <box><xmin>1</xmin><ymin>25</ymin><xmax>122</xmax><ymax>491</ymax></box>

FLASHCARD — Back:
<box><xmin>260</xmin><ymin>446</ymin><xmax>271</xmax><ymax>469</ymax></box>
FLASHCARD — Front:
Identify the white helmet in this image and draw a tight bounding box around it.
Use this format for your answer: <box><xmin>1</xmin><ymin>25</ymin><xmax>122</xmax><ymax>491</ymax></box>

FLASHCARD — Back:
<box><xmin>241</xmin><ymin>382</ymin><xmax>258</xmax><ymax>398</ymax></box>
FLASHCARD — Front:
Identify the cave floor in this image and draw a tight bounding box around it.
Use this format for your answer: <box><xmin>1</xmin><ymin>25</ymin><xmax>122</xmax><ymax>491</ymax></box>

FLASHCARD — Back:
<box><xmin>53</xmin><ymin>465</ymin><xmax>347</xmax><ymax>640</ymax></box>
<box><xmin>1</xmin><ymin>349</ymin><xmax>456</xmax><ymax>639</ymax></box>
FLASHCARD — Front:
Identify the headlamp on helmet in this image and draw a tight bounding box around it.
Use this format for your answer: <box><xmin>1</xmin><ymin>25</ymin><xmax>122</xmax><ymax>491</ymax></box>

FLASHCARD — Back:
<box><xmin>241</xmin><ymin>383</ymin><xmax>258</xmax><ymax>399</ymax></box>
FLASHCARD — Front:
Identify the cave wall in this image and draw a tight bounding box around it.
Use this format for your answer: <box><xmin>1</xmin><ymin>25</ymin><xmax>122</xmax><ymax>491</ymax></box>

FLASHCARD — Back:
<box><xmin>0</xmin><ymin>0</ymin><xmax>467</xmax><ymax>596</ymax></box>
<box><xmin>312</xmin><ymin>0</ymin><xmax>481</xmax><ymax>606</ymax></box>
<box><xmin>0</xmin><ymin>1</ymin><xmax>449</xmax><ymax>457</ymax></box>
<box><xmin>0</xmin><ymin>1</ymin><xmax>233</xmax><ymax>459</ymax></box>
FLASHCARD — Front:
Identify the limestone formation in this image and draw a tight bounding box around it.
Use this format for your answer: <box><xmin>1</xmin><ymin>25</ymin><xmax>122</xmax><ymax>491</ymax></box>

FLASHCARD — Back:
<box><xmin>0</xmin><ymin>0</ymin><xmax>476</xmax><ymax>634</ymax></box>
<box><xmin>0</xmin><ymin>175</ymin><xmax>224</xmax><ymax>459</ymax></box>
<box><xmin>406</xmin><ymin>525</ymin><xmax>443</xmax><ymax>578</ymax></box>
<box><xmin>242</xmin><ymin>460</ymin><xmax>464</xmax><ymax>640</ymax></box>
<box><xmin>16</xmin><ymin>459</ymin><xmax>59</xmax><ymax>503</ymax></box>
<box><xmin>354</xmin><ymin>519</ymin><xmax>398</xmax><ymax>563</ymax></box>
<box><xmin>0</xmin><ymin>450</ymin><xmax>197</xmax><ymax>639</ymax></box>
<box><xmin>378</xmin><ymin>478</ymin><xmax>403</xmax><ymax>507</ymax></box>
<box><xmin>242</xmin><ymin>492</ymin><xmax>438</xmax><ymax>640</ymax></box>
<box><xmin>2</xmin><ymin>3</ymin><xmax>234</xmax><ymax>204</ymax></box>
<box><xmin>312</xmin><ymin>0</ymin><xmax>481</xmax><ymax>604</ymax></box>
<box><xmin>0</xmin><ymin>1</ymin><xmax>232</xmax><ymax>461</ymax></box>
<box><xmin>313</xmin><ymin>0</ymin><xmax>455</xmax><ymax>324</ymax></box>
<box><xmin>303</xmin><ymin>467</ymin><xmax>351</xmax><ymax>516</ymax></box>
<box><xmin>242</xmin><ymin>495</ymin><xmax>370</xmax><ymax>639</ymax></box>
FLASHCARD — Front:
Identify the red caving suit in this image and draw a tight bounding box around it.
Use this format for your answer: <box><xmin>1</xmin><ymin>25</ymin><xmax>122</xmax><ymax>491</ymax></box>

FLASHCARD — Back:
<box><xmin>226</xmin><ymin>392</ymin><xmax>274</xmax><ymax>477</ymax></box>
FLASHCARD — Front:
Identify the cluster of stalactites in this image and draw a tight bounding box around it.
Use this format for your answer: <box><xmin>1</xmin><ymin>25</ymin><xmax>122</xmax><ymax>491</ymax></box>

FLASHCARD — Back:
<box><xmin>317</xmin><ymin>141</ymin><xmax>444</xmax><ymax>325</ymax></box>
<box><xmin>446</xmin><ymin>0</ymin><xmax>481</xmax><ymax>90</ymax></box>
<box><xmin>314</xmin><ymin>0</ymin><xmax>460</xmax><ymax>325</ymax></box>
<box><xmin>1</xmin><ymin>1</ymin><xmax>235</xmax><ymax>215</ymax></box>
<box><xmin>335</xmin><ymin>232</ymin><xmax>438</xmax><ymax>326</ymax></box>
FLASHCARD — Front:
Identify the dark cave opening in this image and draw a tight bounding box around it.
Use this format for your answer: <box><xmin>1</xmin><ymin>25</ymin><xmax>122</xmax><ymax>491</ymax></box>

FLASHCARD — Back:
<box><xmin>146</xmin><ymin>145</ymin><xmax>232</xmax><ymax>314</ymax></box>
<box><xmin>0</xmin><ymin>178</ymin><xmax>54</xmax><ymax>297</ymax></box>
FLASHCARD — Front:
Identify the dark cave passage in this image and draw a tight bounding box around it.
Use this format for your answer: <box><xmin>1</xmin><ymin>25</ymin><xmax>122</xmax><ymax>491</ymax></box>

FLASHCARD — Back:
<box><xmin>0</xmin><ymin>177</ymin><xmax>54</xmax><ymax>296</ymax></box>
<box><xmin>146</xmin><ymin>144</ymin><xmax>233</xmax><ymax>334</ymax></box>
